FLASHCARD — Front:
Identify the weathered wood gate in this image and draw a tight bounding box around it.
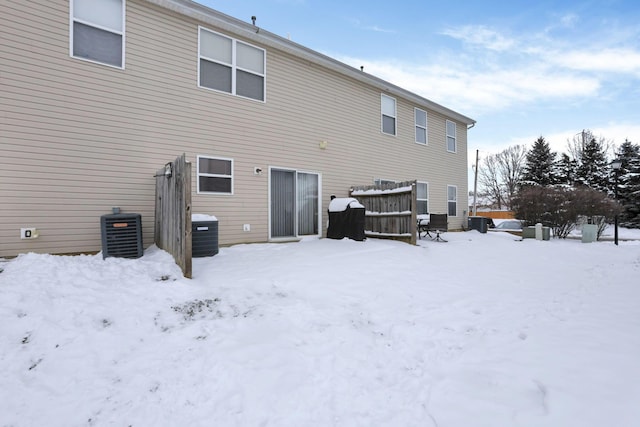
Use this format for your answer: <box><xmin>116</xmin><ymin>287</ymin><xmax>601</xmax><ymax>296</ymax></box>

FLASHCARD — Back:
<box><xmin>350</xmin><ymin>180</ymin><xmax>417</xmax><ymax>245</ymax></box>
<box><xmin>155</xmin><ymin>154</ymin><xmax>192</xmax><ymax>278</ymax></box>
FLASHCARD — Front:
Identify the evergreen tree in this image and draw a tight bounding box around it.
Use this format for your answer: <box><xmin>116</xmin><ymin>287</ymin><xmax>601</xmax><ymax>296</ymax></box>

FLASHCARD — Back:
<box><xmin>615</xmin><ymin>139</ymin><xmax>640</xmax><ymax>228</ymax></box>
<box><xmin>521</xmin><ymin>136</ymin><xmax>557</xmax><ymax>187</ymax></box>
<box><xmin>575</xmin><ymin>137</ymin><xmax>608</xmax><ymax>191</ymax></box>
<box><xmin>555</xmin><ymin>153</ymin><xmax>577</xmax><ymax>187</ymax></box>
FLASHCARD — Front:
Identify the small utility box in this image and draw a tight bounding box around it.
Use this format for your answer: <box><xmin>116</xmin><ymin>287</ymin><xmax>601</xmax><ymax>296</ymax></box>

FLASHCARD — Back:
<box><xmin>522</xmin><ymin>227</ymin><xmax>536</xmax><ymax>239</ymax></box>
<box><xmin>523</xmin><ymin>226</ymin><xmax>550</xmax><ymax>240</ymax></box>
<box><xmin>582</xmin><ymin>224</ymin><xmax>598</xmax><ymax>243</ymax></box>
<box><xmin>192</xmin><ymin>214</ymin><xmax>218</xmax><ymax>257</ymax></box>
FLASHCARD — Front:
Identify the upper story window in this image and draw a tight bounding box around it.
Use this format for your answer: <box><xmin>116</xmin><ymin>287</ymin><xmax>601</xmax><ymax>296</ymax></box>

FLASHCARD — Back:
<box><xmin>415</xmin><ymin>108</ymin><xmax>427</xmax><ymax>144</ymax></box>
<box><xmin>197</xmin><ymin>155</ymin><xmax>233</xmax><ymax>194</ymax></box>
<box><xmin>381</xmin><ymin>94</ymin><xmax>396</xmax><ymax>135</ymax></box>
<box><xmin>417</xmin><ymin>182</ymin><xmax>429</xmax><ymax>214</ymax></box>
<box><xmin>71</xmin><ymin>0</ymin><xmax>125</xmax><ymax>68</ymax></box>
<box><xmin>446</xmin><ymin>120</ymin><xmax>457</xmax><ymax>153</ymax></box>
<box><xmin>447</xmin><ymin>185</ymin><xmax>457</xmax><ymax>217</ymax></box>
<box><xmin>199</xmin><ymin>27</ymin><xmax>266</xmax><ymax>102</ymax></box>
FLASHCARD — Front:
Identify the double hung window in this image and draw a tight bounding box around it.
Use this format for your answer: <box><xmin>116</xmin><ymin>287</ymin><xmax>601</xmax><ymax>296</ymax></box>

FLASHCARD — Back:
<box><xmin>71</xmin><ymin>0</ymin><xmax>125</xmax><ymax>68</ymax></box>
<box><xmin>199</xmin><ymin>28</ymin><xmax>266</xmax><ymax>101</ymax></box>
<box><xmin>415</xmin><ymin>109</ymin><xmax>427</xmax><ymax>144</ymax></box>
<box><xmin>417</xmin><ymin>182</ymin><xmax>429</xmax><ymax>214</ymax></box>
<box><xmin>446</xmin><ymin>120</ymin><xmax>457</xmax><ymax>152</ymax></box>
<box><xmin>447</xmin><ymin>185</ymin><xmax>457</xmax><ymax>217</ymax></box>
<box><xmin>381</xmin><ymin>94</ymin><xmax>396</xmax><ymax>135</ymax></box>
<box><xmin>197</xmin><ymin>156</ymin><xmax>233</xmax><ymax>194</ymax></box>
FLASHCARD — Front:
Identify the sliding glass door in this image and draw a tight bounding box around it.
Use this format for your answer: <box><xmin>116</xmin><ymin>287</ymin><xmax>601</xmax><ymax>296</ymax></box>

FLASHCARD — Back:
<box><xmin>270</xmin><ymin>169</ymin><xmax>319</xmax><ymax>238</ymax></box>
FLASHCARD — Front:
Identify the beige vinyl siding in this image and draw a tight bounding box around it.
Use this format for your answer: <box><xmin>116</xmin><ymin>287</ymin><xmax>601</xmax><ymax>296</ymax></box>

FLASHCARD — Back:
<box><xmin>0</xmin><ymin>0</ymin><xmax>470</xmax><ymax>257</ymax></box>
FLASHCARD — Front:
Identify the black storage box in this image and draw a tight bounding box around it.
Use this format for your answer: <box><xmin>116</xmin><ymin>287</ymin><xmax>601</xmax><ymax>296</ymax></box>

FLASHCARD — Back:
<box><xmin>327</xmin><ymin>198</ymin><xmax>365</xmax><ymax>241</ymax></box>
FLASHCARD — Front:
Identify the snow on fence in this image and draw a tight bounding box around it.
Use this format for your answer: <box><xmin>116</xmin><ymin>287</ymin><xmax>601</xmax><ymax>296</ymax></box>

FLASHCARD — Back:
<box><xmin>154</xmin><ymin>154</ymin><xmax>192</xmax><ymax>278</ymax></box>
<box><xmin>350</xmin><ymin>181</ymin><xmax>417</xmax><ymax>245</ymax></box>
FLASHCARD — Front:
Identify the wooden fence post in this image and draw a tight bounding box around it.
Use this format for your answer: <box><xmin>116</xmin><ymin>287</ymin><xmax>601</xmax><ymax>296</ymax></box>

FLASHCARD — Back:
<box><xmin>155</xmin><ymin>154</ymin><xmax>192</xmax><ymax>278</ymax></box>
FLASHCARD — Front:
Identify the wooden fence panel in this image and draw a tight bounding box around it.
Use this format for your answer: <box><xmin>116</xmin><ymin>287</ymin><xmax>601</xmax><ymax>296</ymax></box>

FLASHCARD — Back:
<box><xmin>350</xmin><ymin>181</ymin><xmax>417</xmax><ymax>245</ymax></box>
<box><xmin>155</xmin><ymin>154</ymin><xmax>192</xmax><ymax>278</ymax></box>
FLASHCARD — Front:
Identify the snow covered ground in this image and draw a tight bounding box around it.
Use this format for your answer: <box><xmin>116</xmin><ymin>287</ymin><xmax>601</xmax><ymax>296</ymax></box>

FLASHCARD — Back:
<box><xmin>1</xmin><ymin>228</ymin><xmax>640</xmax><ymax>426</ymax></box>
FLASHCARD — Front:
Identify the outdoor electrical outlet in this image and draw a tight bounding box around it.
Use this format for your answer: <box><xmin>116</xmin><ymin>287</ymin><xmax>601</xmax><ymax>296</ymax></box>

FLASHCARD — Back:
<box><xmin>20</xmin><ymin>228</ymin><xmax>39</xmax><ymax>239</ymax></box>
<box><xmin>243</xmin><ymin>224</ymin><xmax>251</xmax><ymax>232</ymax></box>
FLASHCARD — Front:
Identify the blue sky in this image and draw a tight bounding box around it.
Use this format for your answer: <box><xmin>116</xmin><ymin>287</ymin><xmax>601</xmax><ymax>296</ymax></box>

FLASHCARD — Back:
<box><xmin>199</xmin><ymin>0</ymin><xmax>640</xmax><ymax>163</ymax></box>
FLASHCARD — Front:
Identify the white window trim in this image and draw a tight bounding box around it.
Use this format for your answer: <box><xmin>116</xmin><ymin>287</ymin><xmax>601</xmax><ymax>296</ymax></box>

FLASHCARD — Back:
<box><xmin>447</xmin><ymin>184</ymin><xmax>458</xmax><ymax>217</ymax></box>
<box><xmin>198</xmin><ymin>26</ymin><xmax>266</xmax><ymax>102</ymax></box>
<box><xmin>197</xmin><ymin>155</ymin><xmax>234</xmax><ymax>195</ymax></box>
<box><xmin>417</xmin><ymin>181</ymin><xmax>429</xmax><ymax>214</ymax></box>
<box><xmin>446</xmin><ymin>119</ymin><xmax>457</xmax><ymax>153</ymax></box>
<box><xmin>381</xmin><ymin>94</ymin><xmax>397</xmax><ymax>136</ymax></box>
<box><xmin>415</xmin><ymin>108</ymin><xmax>428</xmax><ymax>145</ymax></box>
<box><xmin>70</xmin><ymin>0</ymin><xmax>126</xmax><ymax>69</ymax></box>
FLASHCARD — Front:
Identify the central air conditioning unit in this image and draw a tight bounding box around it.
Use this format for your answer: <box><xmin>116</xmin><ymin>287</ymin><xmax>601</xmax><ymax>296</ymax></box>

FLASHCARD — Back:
<box><xmin>100</xmin><ymin>213</ymin><xmax>143</xmax><ymax>259</ymax></box>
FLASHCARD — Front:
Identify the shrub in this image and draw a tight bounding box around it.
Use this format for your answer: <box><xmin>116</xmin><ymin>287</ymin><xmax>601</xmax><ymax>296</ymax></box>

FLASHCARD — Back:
<box><xmin>513</xmin><ymin>186</ymin><xmax>621</xmax><ymax>239</ymax></box>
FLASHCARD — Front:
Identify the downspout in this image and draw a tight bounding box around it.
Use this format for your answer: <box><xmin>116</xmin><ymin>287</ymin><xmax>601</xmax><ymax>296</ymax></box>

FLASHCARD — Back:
<box><xmin>468</xmin><ymin>122</ymin><xmax>477</xmax><ymax>217</ymax></box>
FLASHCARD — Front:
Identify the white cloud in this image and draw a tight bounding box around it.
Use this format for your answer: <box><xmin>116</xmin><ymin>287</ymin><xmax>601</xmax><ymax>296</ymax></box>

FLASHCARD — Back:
<box><xmin>548</xmin><ymin>48</ymin><xmax>640</xmax><ymax>74</ymax></box>
<box><xmin>349</xmin><ymin>18</ymin><xmax>395</xmax><ymax>34</ymax></box>
<box><xmin>335</xmin><ymin>18</ymin><xmax>640</xmax><ymax>115</ymax></box>
<box><xmin>364</xmin><ymin>25</ymin><xmax>395</xmax><ymax>34</ymax></box>
<box><xmin>543</xmin><ymin>12</ymin><xmax>579</xmax><ymax>33</ymax></box>
<box><xmin>440</xmin><ymin>25</ymin><xmax>516</xmax><ymax>51</ymax></box>
<box><xmin>559</xmin><ymin>13</ymin><xmax>579</xmax><ymax>28</ymax></box>
<box><xmin>337</xmin><ymin>55</ymin><xmax>600</xmax><ymax>114</ymax></box>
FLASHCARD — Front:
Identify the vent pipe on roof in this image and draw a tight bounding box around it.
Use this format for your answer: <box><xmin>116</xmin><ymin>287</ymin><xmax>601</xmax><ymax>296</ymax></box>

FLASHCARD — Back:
<box><xmin>251</xmin><ymin>16</ymin><xmax>256</xmax><ymax>25</ymax></box>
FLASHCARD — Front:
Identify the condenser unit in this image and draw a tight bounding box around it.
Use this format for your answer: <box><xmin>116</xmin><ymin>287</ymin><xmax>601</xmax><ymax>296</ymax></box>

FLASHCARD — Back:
<box><xmin>100</xmin><ymin>213</ymin><xmax>143</xmax><ymax>259</ymax></box>
<box><xmin>192</xmin><ymin>219</ymin><xmax>219</xmax><ymax>257</ymax></box>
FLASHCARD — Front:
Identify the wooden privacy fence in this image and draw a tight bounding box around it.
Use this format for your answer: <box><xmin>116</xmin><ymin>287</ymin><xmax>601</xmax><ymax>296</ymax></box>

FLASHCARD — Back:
<box><xmin>350</xmin><ymin>180</ymin><xmax>417</xmax><ymax>245</ymax></box>
<box><xmin>471</xmin><ymin>210</ymin><xmax>514</xmax><ymax>220</ymax></box>
<box><xmin>155</xmin><ymin>154</ymin><xmax>192</xmax><ymax>278</ymax></box>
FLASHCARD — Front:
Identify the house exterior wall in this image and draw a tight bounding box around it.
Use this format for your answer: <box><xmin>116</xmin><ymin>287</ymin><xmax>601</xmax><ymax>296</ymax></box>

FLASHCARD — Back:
<box><xmin>0</xmin><ymin>0</ymin><xmax>473</xmax><ymax>258</ymax></box>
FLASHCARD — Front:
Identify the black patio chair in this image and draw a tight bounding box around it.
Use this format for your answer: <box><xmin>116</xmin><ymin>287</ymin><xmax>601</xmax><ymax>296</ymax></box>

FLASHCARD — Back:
<box><xmin>421</xmin><ymin>213</ymin><xmax>448</xmax><ymax>242</ymax></box>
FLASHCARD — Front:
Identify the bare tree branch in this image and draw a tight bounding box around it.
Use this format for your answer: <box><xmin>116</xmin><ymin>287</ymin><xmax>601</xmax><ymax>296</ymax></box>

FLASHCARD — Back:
<box><xmin>478</xmin><ymin>145</ymin><xmax>527</xmax><ymax>210</ymax></box>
